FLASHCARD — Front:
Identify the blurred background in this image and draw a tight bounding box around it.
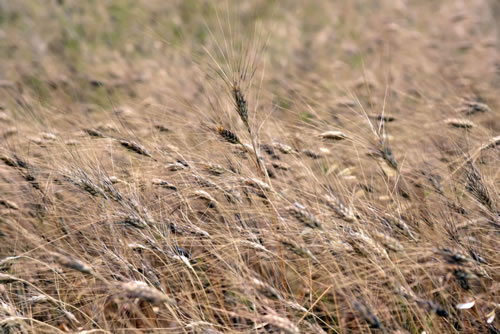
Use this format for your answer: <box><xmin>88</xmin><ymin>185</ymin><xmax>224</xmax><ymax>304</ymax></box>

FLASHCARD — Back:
<box><xmin>0</xmin><ymin>1</ymin><xmax>498</xmax><ymax>118</ymax></box>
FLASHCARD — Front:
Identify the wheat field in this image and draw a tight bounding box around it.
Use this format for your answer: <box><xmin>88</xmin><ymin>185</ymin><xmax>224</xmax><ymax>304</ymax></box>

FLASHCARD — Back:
<box><xmin>0</xmin><ymin>1</ymin><xmax>499</xmax><ymax>333</ymax></box>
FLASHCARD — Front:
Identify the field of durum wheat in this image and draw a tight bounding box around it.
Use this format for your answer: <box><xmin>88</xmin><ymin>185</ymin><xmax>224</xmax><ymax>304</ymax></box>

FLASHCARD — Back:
<box><xmin>0</xmin><ymin>1</ymin><xmax>499</xmax><ymax>333</ymax></box>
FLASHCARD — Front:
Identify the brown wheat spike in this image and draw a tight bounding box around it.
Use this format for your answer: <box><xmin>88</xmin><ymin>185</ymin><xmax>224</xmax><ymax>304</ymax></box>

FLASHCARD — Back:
<box><xmin>396</xmin><ymin>286</ymin><xmax>448</xmax><ymax>317</ymax></box>
<box><xmin>119</xmin><ymin>140</ymin><xmax>153</xmax><ymax>158</ymax></box>
<box><xmin>151</xmin><ymin>178</ymin><xmax>177</xmax><ymax>191</ymax></box>
<box><xmin>0</xmin><ymin>273</ymin><xmax>22</xmax><ymax>284</ymax></box>
<box><xmin>260</xmin><ymin>143</ymin><xmax>280</xmax><ymax>159</ymax></box>
<box><xmin>83</xmin><ymin>128</ymin><xmax>106</xmax><ymax>138</ymax></box>
<box><xmin>2</xmin><ymin>127</ymin><xmax>17</xmax><ymax>138</ymax></box>
<box><xmin>0</xmin><ymin>302</ymin><xmax>17</xmax><ymax>317</ymax></box>
<box><xmin>116</xmin><ymin>215</ymin><xmax>149</xmax><ymax>229</ymax></box>
<box><xmin>167</xmin><ymin>162</ymin><xmax>186</xmax><ymax>171</ymax></box>
<box><xmin>353</xmin><ymin>300</ymin><xmax>384</xmax><ymax>329</ymax></box>
<box><xmin>201</xmin><ymin>162</ymin><xmax>227</xmax><ymax>175</ymax></box>
<box><xmin>232</xmin><ymin>86</ymin><xmax>249</xmax><ymax>126</ymax></box>
<box><xmin>287</xmin><ymin>202</ymin><xmax>321</xmax><ymax>229</ymax></box>
<box><xmin>374</xmin><ymin>114</ymin><xmax>396</xmax><ymax>122</ymax></box>
<box><xmin>320</xmin><ymin>130</ymin><xmax>348</xmax><ymax>140</ymax></box>
<box><xmin>109</xmin><ymin>176</ymin><xmax>124</xmax><ymax>184</ymax></box>
<box><xmin>414</xmin><ymin>298</ymin><xmax>449</xmax><ymax>317</ymax></box>
<box><xmin>195</xmin><ymin>175</ymin><xmax>237</xmax><ymax>203</ymax></box>
<box><xmin>65</xmin><ymin>139</ymin><xmax>79</xmax><ymax>146</ymax></box>
<box><xmin>216</xmin><ymin>125</ymin><xmax>240</xmax><ymax>144</ymax></box>
<box><xmin>193</xmin><ymin>190</ymin><xmax>217</xmax><ymax>207</ymax></box>
<box><xmin>324</xmin><ymin>194</ymin><xmax>355</xmax><ymax>222</ymax></box>
<box><xmin>273</xmin><ymin>142</ymin><xmax>296</xmax><ymax>154</ymax></box>
<box><xmin>302</xmin><ymin>148</ymin><xmax>322</xmax><ymax>159</ymax></box>
<box><xmin>40</xmin><ymin>132</ymin><xmax>57</xmax><ymax>142</ymax></box>
<box><xmin>334</xmin><ymin>96</ymin><xmax>357</xmax><ymax>108</ymax></box>
<box><xmin>482</xmin><ymin>135</ymin><xmax>500</xmax><ymax>150</ymax></box>
<box><xmin>465</xmin><ymin>163</ymin><xmax>494</xmax><ymax>211</ymax></box>
<box><xmin>223</xmin><ymin>186</ymin><xmax>242</xmax><ymax>203</ymax></box>
<box><xmin>26</xmin><ymin>295</ymin><xmax>50</xmax><ymax>304</ymax></box>
<box><xmin>457</xmin><ymin>101</ymin><xmax>491</xmax><ymax>115</ymax></box>
<box><xmin>380</xmin><ymin>144</ymin><xmax>398</xmax><ymax>170</ymax></box>
<box><xmin>420</xmin><ymin>169</ymin><xmax>444</xmax><ymax>194</ymax></box>
<box><xmin>0</xmin><ymin>154</ymin><xmax>17</xmax><ymax>167</ymax></box>
<box><xmin>193</xmin><ymin>174</ymin><xmax>218</xmax><ymax>188</ymax></box>
<box><xmin>63</xmin><ymin>168</ymin><xmax>107</xmax><ymax>198</ymax></box>
<box><xmin>371</xmin><ymin>230</ymin><xmax>403</xmax><ymax>252</ymax></box>
<box><xmin>0</xmin><ymin>199</ymin><xmax>18</xmax><ymax>210</ymax></box>
<box><xmin>242</xmin><ymin>177</ymin><xmax>271</xmax><ymax>192</ymax></box>
<box><xmin>468</xmin><ymin>249</ymin><xmax>488</xmax><ymax>264</ymax></box>
<box><xmin>1</xmin><ymin>154</ymin><xmax>30</xmax><ymax>170</ymax></box>
<box><xmin>260</xmin><ymin>313</ymin><xmax>300</xmax><ymax>334</ymax></box>
<box><xmin>279</xmin><ymin>237</ymin><xmax>315</xmax><ymax>259</ymax></box>
<box><xmin>347</xmin><ymin>230</ymin><xmax>388</xmax><ymax>258</ymax></box>
<box><xmin>271</xmin><ymin>161</ymin><xmax>290</xmax><ymax>170</ymax></box>
<box><xmin>240</xmin><ymin>240</ymin><xmax>270</xmax><ymax>253</ymax></box>
<box><xmin>444</xmin><ymin>118</ymin><xmax>476</xmax><ymax>129</ymax></box>
<box><xmin>438</xmin><ymin>248</ymin><xmax>471</xmax><ymax>265</ymax></box>
<box><xmin>50</xmin><ymin>252</ymin><xmax>93</xmax><ymax>275</ymax></box>
<box><xmin>120</xmin><ymin>280</ymin><xmax>175</xmax><ymax>305</ymax></box>
<box><xmin>154</xmin><ymin>124</ymin><xmax>170</xmax><ymax>132</ymax></box>
<box><xmin>249</xmin><ymin>277</ymin><xmax>282</xmax><ymax>300</ymax></box>
<box><xmin>384</xmin><ymin>215</ymin><xmax>416</xmax><ymax>240</ymax></box>
<box><xmin>242</xmin><ymin>177</ymin><xmax>271</xmax><ymax>198</ymax></box>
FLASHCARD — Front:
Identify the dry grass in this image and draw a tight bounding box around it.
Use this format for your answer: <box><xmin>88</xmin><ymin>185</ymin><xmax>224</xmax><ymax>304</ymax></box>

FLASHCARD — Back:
<box><xmin>0</xmin><ymin>1</ymin><xmax>499</xmax><ymax>333</ymax></box>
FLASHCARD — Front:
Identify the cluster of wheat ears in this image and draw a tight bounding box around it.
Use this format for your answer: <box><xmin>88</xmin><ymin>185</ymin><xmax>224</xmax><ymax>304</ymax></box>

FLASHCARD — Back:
<box><xmin>0</xmin><ymin>1</ymin><xmax>499</xmax><ymax>333</ymax></box>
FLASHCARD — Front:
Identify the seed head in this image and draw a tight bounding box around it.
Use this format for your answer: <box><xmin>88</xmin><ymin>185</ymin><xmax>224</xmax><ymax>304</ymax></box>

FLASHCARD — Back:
<box><xmin>233</xmin><ymin>86</ymin><xmax>248</xmax><ymax>126</ymax></box>
<box><xmin>216</xmin><ymin>126</ymin><xmax>240</xmax><ymax>144</ymax></box>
